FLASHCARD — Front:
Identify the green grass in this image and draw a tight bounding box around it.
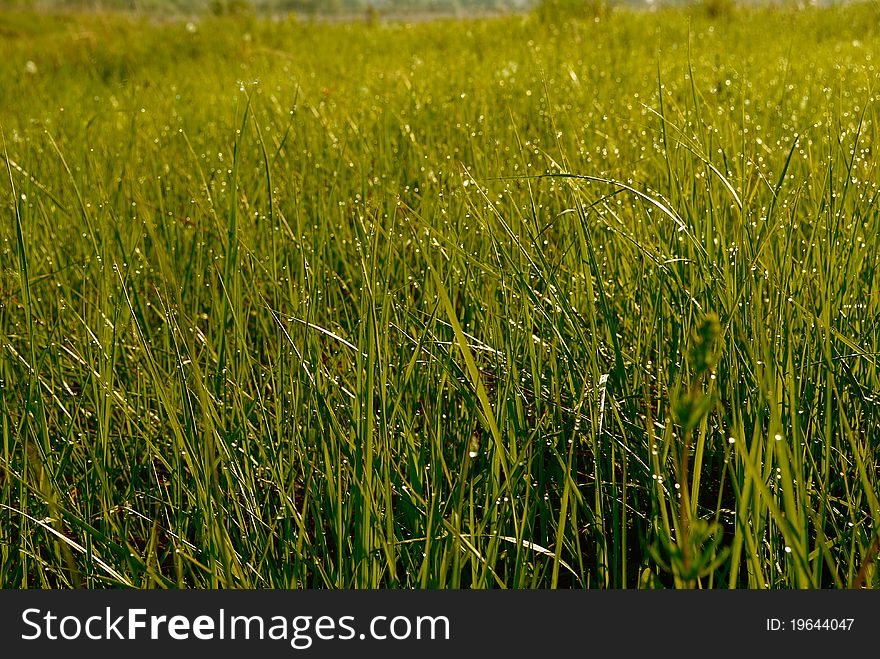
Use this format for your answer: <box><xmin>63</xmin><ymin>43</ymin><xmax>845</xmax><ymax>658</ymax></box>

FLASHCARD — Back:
<box><xmin>1</xmin><ymin>2</ymin><xmax>879</xmax><ymax>588</ymax></box>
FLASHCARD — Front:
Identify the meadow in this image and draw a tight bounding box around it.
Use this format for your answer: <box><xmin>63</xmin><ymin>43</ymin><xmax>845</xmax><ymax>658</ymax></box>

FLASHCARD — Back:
<box><xmin>1</xmin><ymin>2</ymin><xmax>879</xmax><ymax>588</ymax></box>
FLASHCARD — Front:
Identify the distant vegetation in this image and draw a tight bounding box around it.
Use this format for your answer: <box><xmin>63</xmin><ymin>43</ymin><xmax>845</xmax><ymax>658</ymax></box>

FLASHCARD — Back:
<box><xmin>0</xmin><ymin>0</ymin><xmax>865</xmax><ymax>18</ymax></box>
<box><xmin>0</xmin><ymin>0</ymin><xmax>535</xmax><ymax>16</ymax></box>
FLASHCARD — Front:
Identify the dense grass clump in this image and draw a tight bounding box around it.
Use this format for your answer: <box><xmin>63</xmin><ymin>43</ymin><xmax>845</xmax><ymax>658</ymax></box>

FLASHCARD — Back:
<box><xmin>1</xmin><ymin>3</ymin><xmax>879</xmax><ymax>588</ymax></box>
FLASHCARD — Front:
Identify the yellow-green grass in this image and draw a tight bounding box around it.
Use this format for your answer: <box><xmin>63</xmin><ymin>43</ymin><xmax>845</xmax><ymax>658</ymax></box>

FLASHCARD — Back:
<box><xmin>1</xmin><ymin>3</ymin><xmax>879</xmax><ymax>588</ymax></box>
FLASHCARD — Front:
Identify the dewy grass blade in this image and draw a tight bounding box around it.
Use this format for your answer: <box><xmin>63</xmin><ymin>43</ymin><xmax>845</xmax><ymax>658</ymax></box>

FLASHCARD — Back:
<box><xmin>1</xmin><ymin>504</ymin><xmax>133</xmax><ymax>586</ymax></box>
<box><xmin>597</xmin><ymin>373</ymin><xmax>610</xmax><ymax>438</ymax></box>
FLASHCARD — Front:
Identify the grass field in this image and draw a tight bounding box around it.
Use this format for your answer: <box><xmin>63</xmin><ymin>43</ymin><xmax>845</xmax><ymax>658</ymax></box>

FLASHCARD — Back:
<box><xmin>1</xmin><ymin>2</ymin><xmax>879</xmax><ymax>588</ymax></box>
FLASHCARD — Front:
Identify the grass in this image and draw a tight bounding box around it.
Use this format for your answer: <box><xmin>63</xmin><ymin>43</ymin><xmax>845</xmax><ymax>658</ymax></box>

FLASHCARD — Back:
<box><xmin>0</xmin><ymin>2</ymin><xmax>879</xmax><ymax>588</ymax></box>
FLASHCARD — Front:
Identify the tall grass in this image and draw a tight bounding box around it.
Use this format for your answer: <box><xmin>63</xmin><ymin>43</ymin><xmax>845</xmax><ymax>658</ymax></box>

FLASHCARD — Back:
<box><xmin>0</xmin><ymin>3</ymin><xmax>878</xmax><ymax>588</ymax></box>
